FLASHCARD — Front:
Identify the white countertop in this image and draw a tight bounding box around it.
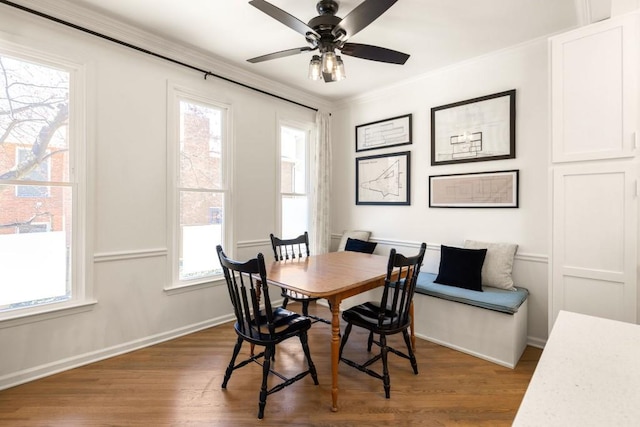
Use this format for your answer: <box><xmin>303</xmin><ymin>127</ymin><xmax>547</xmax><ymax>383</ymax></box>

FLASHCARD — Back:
<box><xmin>513</xmin><ymin>310</ymin><xmax>640</xmax><ymax>426</ymax></box>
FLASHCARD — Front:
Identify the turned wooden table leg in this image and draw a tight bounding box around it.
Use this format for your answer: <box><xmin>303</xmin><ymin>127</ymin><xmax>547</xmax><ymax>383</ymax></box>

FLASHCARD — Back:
<box><xmin>330</xmin><ymin>296</ymin><xmax>341</xmax><ymax>412</ymax></box>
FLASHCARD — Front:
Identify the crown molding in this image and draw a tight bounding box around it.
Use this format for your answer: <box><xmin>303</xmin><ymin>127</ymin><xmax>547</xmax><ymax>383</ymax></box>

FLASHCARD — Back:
<box><xmin>1</xmin><ymin>0</ymin><xmax>333</xmax><ymax>113</ymax></box>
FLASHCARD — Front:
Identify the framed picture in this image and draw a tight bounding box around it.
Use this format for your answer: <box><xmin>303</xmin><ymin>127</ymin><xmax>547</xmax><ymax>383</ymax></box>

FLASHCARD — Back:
<box><xmin>429</xmin><ymin>170</ymin><xmax>519</xmax><ymax>208</ymax></box>
<box><xmin>431</xmin><ymin>90</ymin><xmax>515</xmax><ymax>165</ymax></box>
<box><xmin>356</xmin><ymin>151</ymin><xmax>410</xmax><ymax>205</ymax></box>
<box><xmin>356</xmin><ymin>114</ymin><xmax>412</xmax><ymax>152</ymax></box>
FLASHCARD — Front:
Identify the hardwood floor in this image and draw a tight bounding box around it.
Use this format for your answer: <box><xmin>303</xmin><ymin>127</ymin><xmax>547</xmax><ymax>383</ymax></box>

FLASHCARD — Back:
<box><xmin>0</xmin><ymin>303</ymin><xmax>542</xmax><ymax>426</ymax></box>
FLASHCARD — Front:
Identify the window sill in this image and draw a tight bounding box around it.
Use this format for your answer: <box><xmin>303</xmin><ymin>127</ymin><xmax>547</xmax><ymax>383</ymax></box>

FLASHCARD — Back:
<box><xmin>0</xmin><ymin>299</ymin><xmax>98</xmax><ymax>329</ymax></box>
<box><xmin>163</xmin><ymin>277</ymin><xmax>225</xmax><ymax>295</ymax></box>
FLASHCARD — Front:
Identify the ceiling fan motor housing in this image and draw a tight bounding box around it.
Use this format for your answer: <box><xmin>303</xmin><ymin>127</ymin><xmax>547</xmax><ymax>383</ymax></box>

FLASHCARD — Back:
<box><xmin>307</xmin><ymin>14</ymin><xmax>343</xmax><ymax>50</ymax></box>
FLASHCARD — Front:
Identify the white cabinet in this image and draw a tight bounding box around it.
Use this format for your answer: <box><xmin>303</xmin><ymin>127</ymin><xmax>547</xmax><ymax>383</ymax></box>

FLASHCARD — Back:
<box><xmin>549</xmin><ymin>12</ymin><xmax>640</xmax><ymax>330</ymax></box>
<box><xmin>550</xmin><ymin>13</ymin><xmax>638</xmax><ymax>162</ymax></box>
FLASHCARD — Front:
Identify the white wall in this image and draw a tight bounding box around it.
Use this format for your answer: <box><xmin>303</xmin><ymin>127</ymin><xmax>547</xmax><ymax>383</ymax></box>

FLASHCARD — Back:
<box><xmin>330</xmin><ymin>39</ymin><xmax>551</xmax><ymax>347</ymax></box>
<box><xmin>0</xmin><ymin>6</ymin><xmax>321</xmax><ymax>389</ymax></box>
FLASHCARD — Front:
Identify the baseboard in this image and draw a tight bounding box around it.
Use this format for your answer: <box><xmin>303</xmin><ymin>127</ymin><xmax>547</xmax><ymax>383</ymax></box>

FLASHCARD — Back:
<box><xmin>0</xmin><ymin>313</ymin><xmax>235</xmax><ymax>391</ymax></box>
<box><xmin>526</xmin><ymin>336</ymin><xmax>546</xmax><ymax>349</ymax></box>
<box><xmin>415</xmin><ymin>332</ymin><xmax>516</xmax><ymax>369</ymax></box>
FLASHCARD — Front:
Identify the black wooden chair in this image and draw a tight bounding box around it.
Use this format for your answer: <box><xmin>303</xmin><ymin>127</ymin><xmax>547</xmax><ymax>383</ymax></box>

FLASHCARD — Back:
<box><xmin>270</xmin><ymin>232</ymin><xmax>331</xmax><ymax>325</ymax></box>
<box><xmin>216</xmin><ymin>245</ymin><xmax>319</xmax><ymax>419</ymax></box>
<box><xmin>339</xmin><ymin>243</ymin><xmax>427</xmax><ymax>398</ymax></box>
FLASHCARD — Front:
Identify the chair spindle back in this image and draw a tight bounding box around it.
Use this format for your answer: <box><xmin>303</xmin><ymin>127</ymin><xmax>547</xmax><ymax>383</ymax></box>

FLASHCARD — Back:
<box><xmin>380</xmin><ymin>243</ymin><xmax>427</xmax><ymax>329</ymax></box>
<box><xmin>270</xmin><ymin>232</ymin><xmax>310</xmax><ymax>261</ymax></box>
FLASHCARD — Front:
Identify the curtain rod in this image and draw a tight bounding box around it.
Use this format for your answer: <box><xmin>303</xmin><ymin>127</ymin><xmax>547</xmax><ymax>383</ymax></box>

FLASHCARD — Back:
<box><xmin>0</xmin><ymin>0</ymin><xmax>319</xmax><ymax>112</ymax></box>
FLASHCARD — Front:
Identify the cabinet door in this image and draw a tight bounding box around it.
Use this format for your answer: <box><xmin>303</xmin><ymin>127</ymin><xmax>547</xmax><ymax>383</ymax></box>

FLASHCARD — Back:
<box><xmin>550</xmin><ymin>163</ymin><xmax>638</xmax><ymax>328</ymax></box>
<box><xmin>550</xmin><ymin>13</ymin><xmax>639</xmax><ymax>163</ymax></box>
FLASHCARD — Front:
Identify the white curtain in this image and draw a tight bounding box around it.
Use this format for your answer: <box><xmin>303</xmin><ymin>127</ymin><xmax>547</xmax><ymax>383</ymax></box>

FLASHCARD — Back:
<box><xmin>311</xmin><ymin>111</ymin><xmax>332</xmax><ymax>254</ymax></box>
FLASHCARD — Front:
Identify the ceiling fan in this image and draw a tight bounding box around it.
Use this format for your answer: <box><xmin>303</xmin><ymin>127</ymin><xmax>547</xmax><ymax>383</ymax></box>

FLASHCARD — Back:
<box><xmin>247</xmin><ymin>0</ymin><xmax>410</xmax><ymax>83</ymax></box>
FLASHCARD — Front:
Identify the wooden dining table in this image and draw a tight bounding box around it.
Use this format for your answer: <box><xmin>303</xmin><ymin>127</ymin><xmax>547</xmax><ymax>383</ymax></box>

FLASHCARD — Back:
<box><xmin>266</xmin><ymin>250</ymin><xmax>413</xmax><ymax>412</ymax></box>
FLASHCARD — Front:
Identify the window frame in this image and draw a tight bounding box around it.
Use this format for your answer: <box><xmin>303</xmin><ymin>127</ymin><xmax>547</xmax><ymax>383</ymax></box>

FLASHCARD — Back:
<box><xmin>277</xmin><ymin>119</ymin><xmax>313</xmax><ymax>239</ymax></box>
<box><xmin>166</xmin><ymin>83</ymin><xmax>232</xmax><ymax>291</ymax></box>
<box><xmin>0</xmin><ymin>40</ymin><xmax>93</xmax><ymax>324</ymax></box>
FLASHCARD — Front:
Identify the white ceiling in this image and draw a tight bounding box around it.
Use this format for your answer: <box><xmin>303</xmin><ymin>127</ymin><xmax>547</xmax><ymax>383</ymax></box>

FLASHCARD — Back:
<box><xmin>47</xmin><ymin>0</ymin><xmax>579</xmax><ymax>102</ymax></box>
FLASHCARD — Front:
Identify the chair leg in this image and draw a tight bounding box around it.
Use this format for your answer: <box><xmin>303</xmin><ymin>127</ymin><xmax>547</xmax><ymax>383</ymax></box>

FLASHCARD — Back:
<box><xmin>282</xmin><ymin>296</ymin><xmax>289</xmax><ymax>309</ymax></box>
<box><xmin>299</xmin><ymin>331</ymin><xmax>319</xmax><ymax>385</ymax></box>
<box><xmin>222</xmin><ymin>336</ymin><xmax>243</xmax><ymax>388</ymax></box>
<box><xmin>367</xmin><ymin>331</ymin><xmax>374</xmax><ymax>352</ymax></box>
<box><xmin>380</xmin><ymin>334</ymin><xmax>391</xmax><ymax>399</ymax></box>
<box><xmin>402</xmin><ymin>329</ymin><xmax>419</xmax><ymax>374</ymax></box>
<box><xmin>339</xmin><ymin>323</ymin><xmax>353</xmax><ymax>359</ymax></box>
<box><xmin>301</xmin><ymin>300</ymin><xmax>310</xmax><ymax>317</ymax></box>
<box><xmin>258</xmin><ymin>345</ymin><xmax>273</xmax><ymax>419</ymax></box>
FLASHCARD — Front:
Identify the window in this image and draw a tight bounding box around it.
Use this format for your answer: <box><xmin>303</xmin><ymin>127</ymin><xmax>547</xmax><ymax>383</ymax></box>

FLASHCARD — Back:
<box><xmin>0</xmin><ymin>49</ymin><xmax>86</xmax><ymax>317</ymax></box>
<box><xmin>279</xmin><ymin>124</ymin><xmax>310</xmax><ymax>239</ymax></box>
<box><xmin>169</xmin><ymin>87</ymin><xmax>230</xmax><ymax>287</ymax></box>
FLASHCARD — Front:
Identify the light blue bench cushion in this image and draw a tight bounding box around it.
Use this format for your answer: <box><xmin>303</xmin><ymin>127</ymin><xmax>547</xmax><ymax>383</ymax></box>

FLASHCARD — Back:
<box><xmin>415</xmin><ymin>272</ymin><xmax>528</xmax><ymax>315</ymax></box>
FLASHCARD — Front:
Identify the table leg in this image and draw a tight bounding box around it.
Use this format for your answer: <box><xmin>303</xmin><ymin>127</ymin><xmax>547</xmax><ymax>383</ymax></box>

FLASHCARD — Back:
<box><xmin>330</xmin><ymin>296</ymin><xmax>341</xmax><ymax>412</ymax></box>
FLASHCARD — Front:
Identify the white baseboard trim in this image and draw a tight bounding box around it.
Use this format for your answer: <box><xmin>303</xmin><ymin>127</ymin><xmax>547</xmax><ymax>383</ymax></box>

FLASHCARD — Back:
<box><xmin>0</xmin><ymin>314</ymin><xmax>235</xmax><ymax>391</ymax></box>
<box><xmin>416</xmin><ymin>332</ymin><xmax>546</xmax><ymax>369</ymax></box>
<box><xmin>527</xmin><ymin>336</ymin><xmax>546</xmax><ymax>349</ymax></box>
<box><xmin>415</xmin><ymin>332</ymin><xmax>517</xmax><ymax>369</ymax></box>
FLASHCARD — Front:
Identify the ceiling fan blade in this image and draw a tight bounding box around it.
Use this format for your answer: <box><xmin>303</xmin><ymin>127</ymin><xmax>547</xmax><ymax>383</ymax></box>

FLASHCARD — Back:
<box><xmin>332</xmin><ymin>0</ymin><xmax>397</xmax><ymax>40</ymax></box>
<box><xmin>340</xmin><ymin>43</ymin><xmax>409</xmax><ymax>64</ymax></box>
<box><xmin>247</xmin><ymin>46</ymin><xmax>314</xmax><ymax>63</ymax></box>
<box><xmin>249</xmin><ymin>0</ymin><xmax>320</xmax><ymax>39</ymax></box>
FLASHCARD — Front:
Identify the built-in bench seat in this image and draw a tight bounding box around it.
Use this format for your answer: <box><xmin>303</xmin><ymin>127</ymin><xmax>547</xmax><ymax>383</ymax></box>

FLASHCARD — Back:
<box><xmin>412</xmin><ymin>272</ymin><xmax>529</xmax><ymax>368</ymax></box>
<box><xmin>415</xmin><ymin>272</ymin><xmax>529</xmax><ymax>314</ymax></box>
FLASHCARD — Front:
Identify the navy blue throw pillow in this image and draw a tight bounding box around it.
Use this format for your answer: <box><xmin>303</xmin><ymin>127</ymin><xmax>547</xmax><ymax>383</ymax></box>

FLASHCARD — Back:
<box><xmin>344</xmin><ymin>238</ymin><xmax>377</xmax><ymax>254</ymax></box>
<box><xmin>434</xmin><ymin>245</ymin><xmax>487</xmax><ymax>292</ymax></box>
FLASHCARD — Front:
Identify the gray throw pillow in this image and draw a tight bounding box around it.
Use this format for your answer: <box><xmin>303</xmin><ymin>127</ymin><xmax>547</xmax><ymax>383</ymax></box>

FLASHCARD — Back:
<box><xmin>464</xmin><ymin>240</ymin><xmax>518</xmax><ymax>290</ymax></box>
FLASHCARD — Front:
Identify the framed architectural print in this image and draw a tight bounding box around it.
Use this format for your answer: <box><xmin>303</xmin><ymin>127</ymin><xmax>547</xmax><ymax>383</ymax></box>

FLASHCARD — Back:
<box><xmin>431</xmin><ymin>90</ymin><xmax>516</xmax><ymax>165</ymax></box>
<box><xmin>355</xmin><ymin>114</ymin><xmax>412</xmax><ymax>152</ymax></box>
<box><xmin>356</xmin><ymin>151</ymin><xmax>410</xmax><ymax>205</ymax></box>
<box><xmin>429</xmin><ymin>170</ymin><xmax>519</xmax><ymax>208</ymax></box>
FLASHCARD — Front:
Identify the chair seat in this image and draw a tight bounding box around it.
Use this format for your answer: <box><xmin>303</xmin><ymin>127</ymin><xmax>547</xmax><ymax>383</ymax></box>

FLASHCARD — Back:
<box><xmin>342</xmin><ymin>302</ymin><xmax>401</xmax><ymax>330</ymax></box>
<box><xmin>242</xmin><ymin>307</ymin><xmax>312</xmax><ymax>343</ymax></box>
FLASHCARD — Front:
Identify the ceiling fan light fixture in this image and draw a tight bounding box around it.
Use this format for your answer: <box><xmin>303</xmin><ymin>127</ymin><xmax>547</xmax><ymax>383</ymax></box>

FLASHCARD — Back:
<box><xmin>308</xmin><ymin>55</ymin><xmax>322</xmax><ymax>80</ymax></box>
<box><xmin>321</xmin><ymin>51</ymin><xmax>337</xmax><ymax>75</ymax></box>
<box><xmin>333</xmin><ymin>55</ymin><xmax>346</xmax><ymax>81</ymax></box>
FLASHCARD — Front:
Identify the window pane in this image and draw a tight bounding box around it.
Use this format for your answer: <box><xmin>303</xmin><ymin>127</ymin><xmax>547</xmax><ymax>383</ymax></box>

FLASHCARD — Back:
<box><xmin>282</xmin><ymin>195</ymin><xmax>308</xmax><ymax>239</ymax></box>
<box><xmin>0</xmin><ymin>54</ymin><xmax>72</xmax><ymax>313</ymax></box>
<box><xmin>179</xmin><ymin>100</ymin><xmax>222</xmax><ymax>190</ymax></box>
<box><xmin>0</xmin><ymin>56</ymin><xmax>69</xmax><ymax>183</ymax></box>
<box><xmin>280</xmin><ymin>126</ymin><xmax>306</xmax><ymax>194</ymax></box>
<box><xmin>0</xmin><ymin>185</ymin><xmax>72</xmax><ymax>311</ymax></box>
<box><xmin>16</xmin><ymin>148</ymin><xmax>51</xmax><ymax>197</ymax></box>
<box><xmin>179</xmin><ymin>191</ymin><xmax>223</xmax><ymax>280</ymax></box>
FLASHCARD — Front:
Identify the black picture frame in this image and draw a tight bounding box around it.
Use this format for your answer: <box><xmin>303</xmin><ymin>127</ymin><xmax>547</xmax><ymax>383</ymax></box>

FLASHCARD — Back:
<box><xmin>355</xmin><ymin>114</ymin><xmax>412</xmax><ymax>152</ymax></box>
<box><xmin>356</xmin><ymin>151</ymin><xmax>410</xmax><ymax>205</ymax></box>
<box><xmin>431</xmin><ymin>90</ymin><xmax>516</xmax><ymax>166</ymax></box>
<box><xmin>429</xmin><ymin>169</ymin><xmax>519</xmax><ymax>208</ymax></box>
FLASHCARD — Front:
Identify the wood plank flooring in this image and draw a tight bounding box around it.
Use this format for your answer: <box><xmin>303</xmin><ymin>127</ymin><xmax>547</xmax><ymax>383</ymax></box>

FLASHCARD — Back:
<box><xmin>0</xmin><ymin>303</ymin><xmax>542</xmax><ymax>426</ymax></box>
